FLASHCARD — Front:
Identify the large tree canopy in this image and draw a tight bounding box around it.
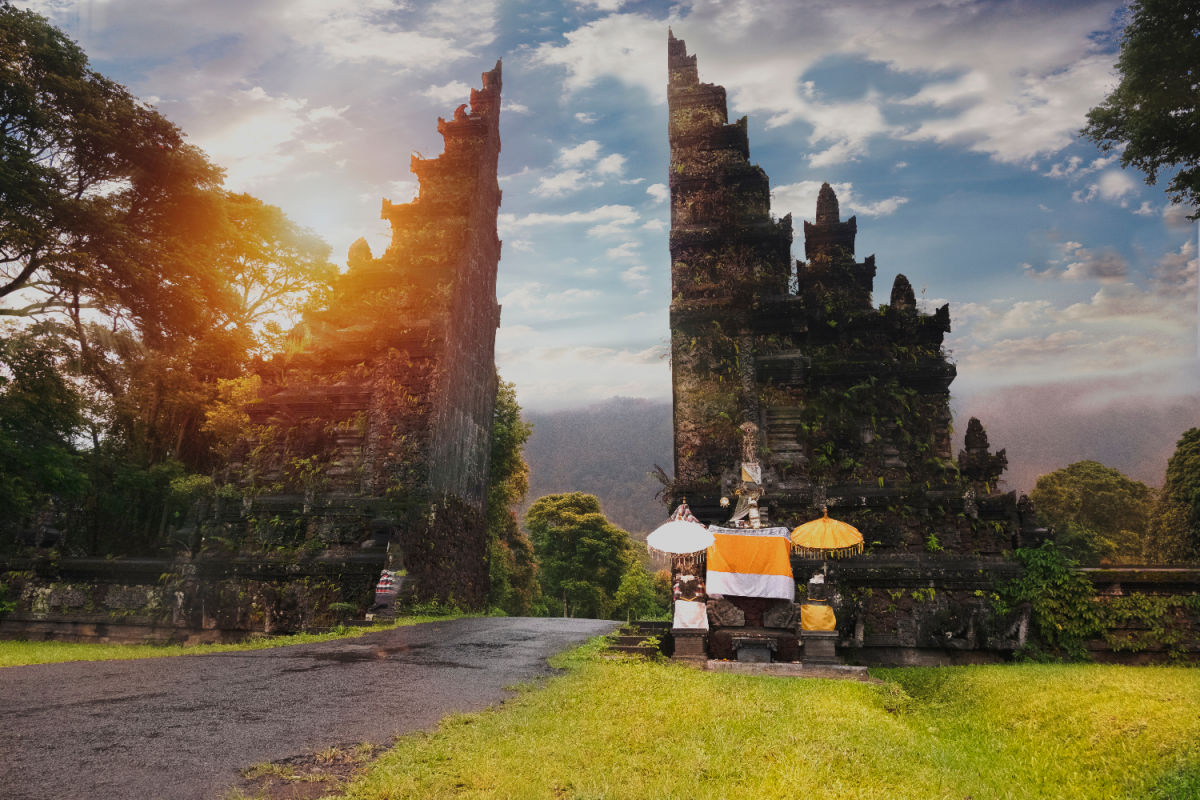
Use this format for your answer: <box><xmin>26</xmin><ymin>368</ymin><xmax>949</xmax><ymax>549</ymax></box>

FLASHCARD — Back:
<box><xmin>525</xmin><ymin>492</ymin><xmax>633</xmax><ymax>618</ymax></box>
<box><xmin>1082</xmin><ymin>0</ymin><xmax>1200</xmax><ymax>215</ymax></box>
<box><xmin>1</xmin><ymin>3</ymin><xmax>227</xmax><ymax>330</ymax></box>
<box><xmin>1155</xmin><ymin>427</ymin><xmax>1200</xmax><ymax>561</ymax></box>
<box><xmin>1030</xmin><ymin>460</ymin><xmax>1154</xmax><ymax>564</ymax></box>
<box><xmin>0</xmin><ymin>6</ymin><xmax>335</xmax><ymax>553</ymax></box>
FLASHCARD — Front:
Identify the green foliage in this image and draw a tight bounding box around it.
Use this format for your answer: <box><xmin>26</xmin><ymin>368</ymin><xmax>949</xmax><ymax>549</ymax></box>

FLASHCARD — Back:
<box><xmin>525</xmin><ymin>492</ymin><xmax>634</xmax><ymax>618</ymax></box>
<box><xmin>1157</xmin><ymin>427</ymin><xmax>1200</xmax><ymax>560</ymax></box>
<box><xmin>1000</xmin><ymin>542</ymin><xmax>1200</xmax><ymax>660</ymax></box>
<box><xmin>1082</xmin><ymin>0</ymin><xmax>1200</xmax><ymax>216</ymax></box>
<box><xmin>0</xmin><ymin>581</ymin><xmax>16</xmax><ymax>615</ymax></box>
<box><xmin>1031</xmin><ymin>460</ymin><xmax>1154</xmax><ymax>564</ymax></box>
<box><xmin>213</xmin><ymin>192</ymin><xmax>336</xmax><ymax>354</ymax></box>
<box><xmin>0</xmin><ymin>323</ymin><xmax>88</xmax><ymax>529</ymax></box>
<box><xmin>1000</xmin><ymin>543</ymin><xmax>1101</xmax><ymax>660</ymax></box>
<box><xmin>485</xmin><ymin>379</ymin><xmax>538</xmax><ymax>615</ymax></box>
<box><xmin>612</xmin><ymin>565</ymin><xmax>670</xmax><ymax>622</ymax></box>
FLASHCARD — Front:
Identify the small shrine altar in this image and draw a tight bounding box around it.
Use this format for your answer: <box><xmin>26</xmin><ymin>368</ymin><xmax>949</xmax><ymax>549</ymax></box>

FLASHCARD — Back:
<box><xmin>649</xmin><ymin>434</ymin><xmax>863</xmax><ymax>667</ymax></box>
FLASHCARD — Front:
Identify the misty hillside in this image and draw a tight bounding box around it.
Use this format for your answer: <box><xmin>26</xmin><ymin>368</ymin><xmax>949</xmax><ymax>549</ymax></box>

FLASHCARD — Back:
<box><xmin>521</xmin><ymin>398</ymin><xmax>673</xmax><ymax>538</ymax></box>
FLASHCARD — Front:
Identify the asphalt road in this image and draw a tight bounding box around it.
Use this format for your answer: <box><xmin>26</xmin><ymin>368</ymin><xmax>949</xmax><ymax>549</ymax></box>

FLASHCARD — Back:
<box><xmin>0</xmin><ymin>616</ymin><xmax>618</xmax><ymax>800</ymax></box>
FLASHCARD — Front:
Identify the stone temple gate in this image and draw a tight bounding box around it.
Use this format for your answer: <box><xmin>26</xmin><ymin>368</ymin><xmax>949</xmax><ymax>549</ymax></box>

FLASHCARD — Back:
<box><xmin>205</xmin><ymin>62</ymin><xmax>505</xmax><ymax>607</ymax></box>
<box><xmin>665</xmin><ymin>32</ymin><xmax>1052</xmax><ymax>663</ymax></box>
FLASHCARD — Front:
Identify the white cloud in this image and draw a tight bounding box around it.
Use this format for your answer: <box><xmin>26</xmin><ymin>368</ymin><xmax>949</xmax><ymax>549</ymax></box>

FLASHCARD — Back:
<box><xmin>499</xmin><ymin>204</ymin><xmax>640</xmax><ymax>232</ymax></box>
<box><xmin>950</xmin><ymin>238</ymin><xmax>1197</xmax><ymax>390</ymax></box>
<box><xmin>531</xmin><ymin>12</ymin><xmax>665</xmax><ymax>101</ymax></box>
<box><xmin>594</xmin><ymin>153</ymin><xmax>626</xmax><ymax>175</ymax></box>
<box><xmin>1164</xmin><ymin>203</ymin><xmax>1197</xmax><ymax>230</ymax></box>
<box><xmin>619</xmin><ymin>265</ymin><xmax>651</xmax><ymax>294</ymax></box>
<box><xmin>1044</xmin><ymin>153</ymin><xmax>1118</xmax><ymax>180</ymax></box>
<box><xmin>1099</xmin><ymin>170</ymin><xmax>1138</xmax><ymax>202</ymax></box>
<box><xmin>575</xmin><ymin>112</ymin><xmax>599</xmax><ymax>124</ymax></box>
<box><xmin>502</xmin><ymin>101</ymin><xmax>531</xmax><ymax>114</ymax></box>
<box><xmin>607</xmin><ymin>242</ymin><xmax>640</xmax><ymax>261</ymax></box>
<box><xmin>645</xmin><ymin>183</ymin><xmax>669</xmax><ymax>204</ymax></box>
<box><xmin>496</xmin><ymin>340</ymin><xmax>670</xmax><ymax>411</ymax></box>
<box><xmin>536</xmin><ymin>1</ymin><xmax>1118</xmax><ymax>165</ymax></box>
<box><xmin>499</xmin><ymin>281</ymin><xmax>601</xmax><ymax>321</ymax></box>
<box><xmin>572</xmin><ymin>0</ymin><xmax>629</xmax><ymax>11</ymax></box>
<box><xmin>558</xmin><ymin>140</ymin><xmax>603</xmax><ymax>166</ymax></box>
<box><xmin>187</xmin><ymin>85</ymin><xmax>339</xmax><ymax>189</ymax></box>
<box><xmin>532</xmin><ymin>169</ymin><xmax>601</xmax><ymax>197</ymax></box>
<box><xmin>1072</xmin><ymin>170</ymin><xmax>1140</xmax><ymax>206</ymax></box>
<box><xmin>422</xmin><ymin>80</ymin><xmax>471</xmax><ymax>105</ymax></box>
<box><xmin>1060</xmin><ymin>247</ymin><xmax>1128</xmax><ymax>282</ymax></box>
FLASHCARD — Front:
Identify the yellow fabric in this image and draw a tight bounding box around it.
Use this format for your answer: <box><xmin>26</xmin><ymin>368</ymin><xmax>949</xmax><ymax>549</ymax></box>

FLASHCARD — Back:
<box><xmin>707</xmin><ymin>530</ymin><xmax>793</xmax><ymax>578</ymax></box>
<box><xmin>791</xmin><ymin>511</ymin><xmax>864</xmax><ymax>552</ymax></box>
<box><xmin>801</xmin><ymin>603</ymin><xmax>837</xmax><ymax>631</ymax></box>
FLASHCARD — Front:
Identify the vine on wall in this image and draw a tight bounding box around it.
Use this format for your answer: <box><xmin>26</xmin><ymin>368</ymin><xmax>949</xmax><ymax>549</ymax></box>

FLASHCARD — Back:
<box><xmin>997</xmin><ymin>542</ymin><xmax>1200</xmax><ymax>660</ymax></box>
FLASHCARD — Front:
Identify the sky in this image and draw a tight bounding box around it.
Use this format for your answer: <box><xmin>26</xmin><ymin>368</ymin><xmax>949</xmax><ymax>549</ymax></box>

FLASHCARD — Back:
<box><xmin>20</xmin><ymin>0</ymin><xmax>1199</xmax><ymax>493</ymax></box>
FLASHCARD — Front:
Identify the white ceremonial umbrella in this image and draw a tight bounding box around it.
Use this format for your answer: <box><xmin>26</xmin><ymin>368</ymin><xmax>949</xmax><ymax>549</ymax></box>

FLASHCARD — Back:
<box><xmin>646</xmin><ymin>519</ymin><xmax>714</xmax><ymax>555</ymax></box>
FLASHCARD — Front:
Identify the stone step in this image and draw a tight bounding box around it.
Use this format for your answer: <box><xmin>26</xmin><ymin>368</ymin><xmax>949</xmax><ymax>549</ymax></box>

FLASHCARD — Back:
<box><xmin>609</xmin><ymin>644</ymin><xmax>661</xmax><ymax>657</ymax></box>
<box><xmin>612</xmin><ymin>634</ymin><xmax>652</xmax><ymax>646</ymax></box>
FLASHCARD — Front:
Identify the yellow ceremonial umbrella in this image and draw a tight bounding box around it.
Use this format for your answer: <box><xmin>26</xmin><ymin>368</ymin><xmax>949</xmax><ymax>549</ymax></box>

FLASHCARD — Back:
<box><xmin>790</xmin><ymin>508</ymin><xmax>864</xmax><ymax>559</ymax></box>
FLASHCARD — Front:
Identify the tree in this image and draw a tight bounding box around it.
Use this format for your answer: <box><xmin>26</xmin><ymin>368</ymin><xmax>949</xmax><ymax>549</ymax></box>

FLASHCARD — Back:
<box><xmin>213</xmin><ymin>192</ymin><xmax>336</xmax><ymax>353</ymax></box>
<box><xmin>1</xmin><ymin>4</ymin><xmax>227</xmax><ymax>324</ymax></box>
<box><xmin>0</xmin><ymin>322</ymin><xmax>88</xmax><ymax>530</ymax></box>
<box><xmin>1153</xmin><ymin>427</ymin><xmax>1200</xmax><ymax>561</ymax></box>
<box><xmin>485</xmin><ymin>379</ymin><xmax>538</xmax><ymax>614</ymax></box>
<box><xmin>1030</xmin><ymin>460</ymin><xmax>1154</xmax><ymax>564</ymax></box>
<box><xmin>0</xmin><ymin>7</ymin><xmax>336</xmax><ymax>552</ymax></box>
<box><xmin>1082</xmin><ymin>0</ymin><xmax>1200</xmax><ymax>216</ymax></box>
<box><xmin>612</xmin><ymin>565</ymin><xmax>670</xmax><ymax>622</ymax></box>
<box><xmin>525</xmin><ymin>492</ymin><xmax>633</xmax><ymax>618</ymax></box>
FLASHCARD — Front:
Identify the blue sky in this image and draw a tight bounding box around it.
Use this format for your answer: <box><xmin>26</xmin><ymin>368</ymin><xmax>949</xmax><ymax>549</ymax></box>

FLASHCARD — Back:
<box><xmin>23</xmin><ymin>0</ymin><xmax>1198</xmax><ymax>491</ymax></box>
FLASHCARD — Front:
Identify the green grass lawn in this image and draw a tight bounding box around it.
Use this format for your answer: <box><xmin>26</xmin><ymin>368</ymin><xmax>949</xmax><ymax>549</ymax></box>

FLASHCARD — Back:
<box><xmin>0</xmin><ymin>614</ymin><xmax>461</xmax><ymax>668</ymax></box>
<box><xmin>333</xmin><ymin>642</ymin><xmax>1200</xmax><ymax>800</ymax></box>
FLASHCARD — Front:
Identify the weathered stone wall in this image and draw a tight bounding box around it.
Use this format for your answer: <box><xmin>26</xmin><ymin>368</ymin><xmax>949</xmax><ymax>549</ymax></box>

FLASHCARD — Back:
<box><xmin>0</xmin><ymin>555</ymin><xmax>382</xmax><ymax>643</ymax></box>
<box><xmin>199</xmin><ymin>63</ymin><xmax>505</xmax><ymax>606</ymax></box>
<box><xmin>818</xmin><ymin>560</ymin><xmax>1200</xmax><ymax>665</ymax></box>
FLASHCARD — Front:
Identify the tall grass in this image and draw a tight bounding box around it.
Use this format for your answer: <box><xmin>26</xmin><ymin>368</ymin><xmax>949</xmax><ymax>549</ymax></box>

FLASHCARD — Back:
<box><xmin>336</xmin><ymin>645</ymin><xmax>1199</xmax><ymax>800</ymax></box>
<box><xmin>0</xmin><ymin>613</ymin><xmax>463</xmax><ymax>668</ymax></box>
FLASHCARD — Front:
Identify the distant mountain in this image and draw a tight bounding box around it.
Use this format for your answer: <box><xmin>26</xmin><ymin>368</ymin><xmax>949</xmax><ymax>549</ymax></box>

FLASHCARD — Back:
<box><xmin>520</xmin><ymin>398</ymin><xmax>673</xmax><ymax>539</ymax></box>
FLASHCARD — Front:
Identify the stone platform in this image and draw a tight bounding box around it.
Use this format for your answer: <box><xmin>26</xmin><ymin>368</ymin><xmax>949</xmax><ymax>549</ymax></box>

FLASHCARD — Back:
<box><xmin>703</xmin><ymin>660</ymin><xmax>875</xmax><ymax>681</ymax></box>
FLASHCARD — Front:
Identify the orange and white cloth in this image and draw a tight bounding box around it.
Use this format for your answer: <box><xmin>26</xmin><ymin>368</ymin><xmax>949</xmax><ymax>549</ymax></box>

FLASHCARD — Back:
<box><xmin>705</xmin><ymin>526</ymin><xmax>795</xmax><ymax>601</ymax></box>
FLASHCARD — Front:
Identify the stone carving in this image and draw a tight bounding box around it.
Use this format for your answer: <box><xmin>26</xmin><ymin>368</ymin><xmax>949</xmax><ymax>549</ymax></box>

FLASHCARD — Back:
<box><xmin>762</xmin><ymin>601</ymin><xmax>800</xmax><ymax>630</ymax></box>
<box><xmin>958</xmin><ymin>417</ymin><xmax>1008</xmax><ymax>489</ymax></box>
<box><xmin>890</xmin><ymin>273</ymin><xmax>916</xmax><ymax>312</ymax></box>
<box><xmin>706</xmin><ymin>597</ymin><xmax>746</xmax><ymax>627</ymax></box>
